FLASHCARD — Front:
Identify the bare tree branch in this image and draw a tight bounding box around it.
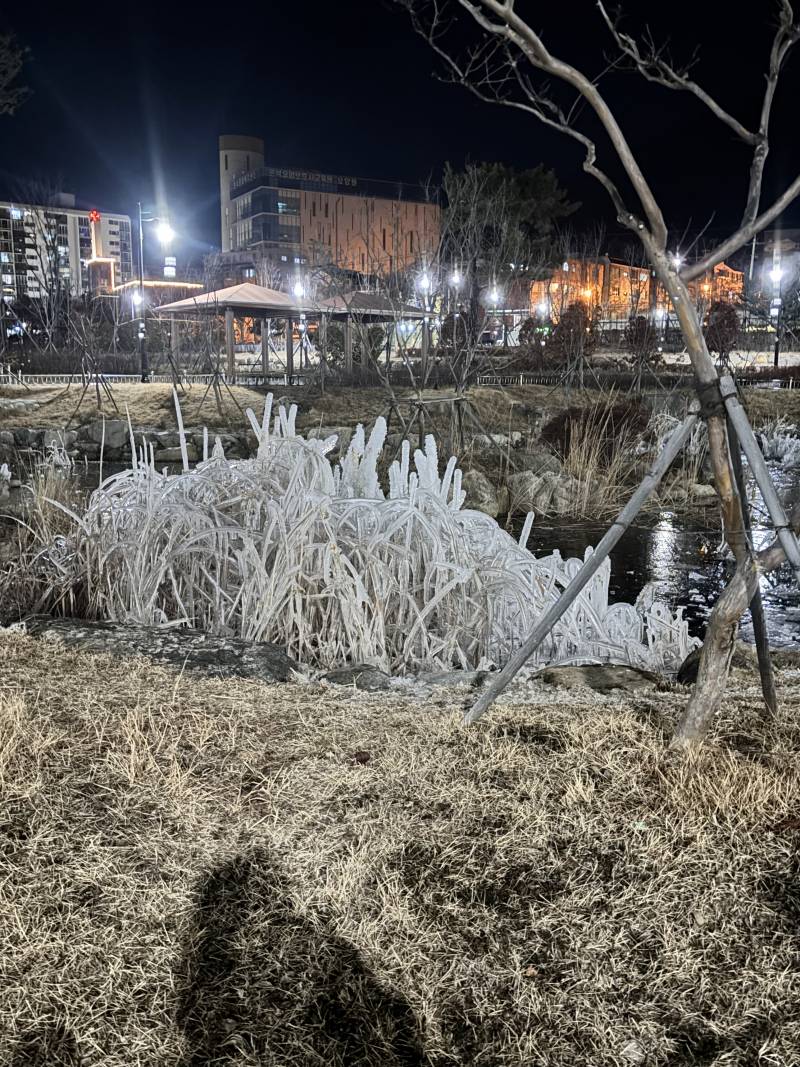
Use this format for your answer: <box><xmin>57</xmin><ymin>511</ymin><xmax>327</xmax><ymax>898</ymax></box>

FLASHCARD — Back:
<box><xmin>596</xmin><ymin>1</ymin><xmax>759</xmax><ymax>144</ymax></box>
<box><xmin>449</xmin><ymin>0</ymin><xmax>669</xmax><ymax>246</ymax></box>
<box><xmin>598</xmin><ymin>0</ymin><xmax>800</xmax><ymax>228</ymax></box>
<box><xmin>681</xmin><ymin>170</ymin><xmax>800</xmax><ymax>281</ymax></box>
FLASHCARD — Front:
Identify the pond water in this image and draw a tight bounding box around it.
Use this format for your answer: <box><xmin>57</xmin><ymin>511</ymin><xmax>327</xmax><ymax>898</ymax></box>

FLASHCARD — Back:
<box><xmin>519</xmin><ymin>462</ymin><xmax>800</xmax><ymax>649</ymax></box>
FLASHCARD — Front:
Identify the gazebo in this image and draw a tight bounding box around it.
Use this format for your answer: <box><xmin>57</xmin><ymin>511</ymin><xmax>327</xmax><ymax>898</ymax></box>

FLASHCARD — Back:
<box><xmin>155</xmin><ymin>282</ymin><xmax>319</xmax><ymax>381</ymax></box>
<box><xmin>315</xmin><ymin>290</ymin><xmax>428</xmax><ymax>374</ymax></box>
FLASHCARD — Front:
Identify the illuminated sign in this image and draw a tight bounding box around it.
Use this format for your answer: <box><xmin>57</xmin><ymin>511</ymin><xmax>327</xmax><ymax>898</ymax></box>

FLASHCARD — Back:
<box><xmin>88</xmin><ymin>210</ymin><xmax>101</xmax><ymax>224</ymax></box>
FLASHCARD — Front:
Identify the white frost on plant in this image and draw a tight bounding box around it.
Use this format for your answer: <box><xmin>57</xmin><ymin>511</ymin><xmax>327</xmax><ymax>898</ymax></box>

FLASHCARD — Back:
<box><xmin>757</xmin><ymin>418</ymin><xmax>800</xmax><ymax>468</ymax></box>
<box><xmin>64</xmin><ymin>393</ymin><xmax>698</xmax><ymax>674</ymax></box>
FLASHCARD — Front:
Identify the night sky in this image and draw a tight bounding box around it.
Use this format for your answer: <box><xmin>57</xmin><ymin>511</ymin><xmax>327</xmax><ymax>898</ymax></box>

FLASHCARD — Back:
<box><xmin>2</xmin><ymin>0</ymin><xmax>799</xmax><ymax>270</ymax></box>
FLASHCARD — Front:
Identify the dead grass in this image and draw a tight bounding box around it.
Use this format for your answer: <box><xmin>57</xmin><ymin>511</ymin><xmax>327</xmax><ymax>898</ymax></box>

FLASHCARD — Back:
<box><xmin>0</xmin><ymin>383</ymin><xmax>270</xmax><ymax>431</ymax></box>
<box><xmin>1</xmin><ymin>631</ymin><xmax>799</xmax><ymax>1065</ymax></box>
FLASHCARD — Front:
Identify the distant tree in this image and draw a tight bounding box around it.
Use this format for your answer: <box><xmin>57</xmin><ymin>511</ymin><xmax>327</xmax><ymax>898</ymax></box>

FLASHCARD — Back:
<box><xmin>546</xmin><ymin>301</ymin><xmax>597</xmax><ymax>387</ymax></box>
<box><xmin>0</xmin><ymin>34</ymin><xmax>29</xmax><ymax>116</ymax></box>
<box><xmin>624</xmin><ymin>314</ymin><xmax>660</xmax><ymax>390</ymax></box>
<box><xmin>441</xmin><ymin>161</ymin><xmax>576</xmax><ymax>363</ymax></box>
<box><xmin>704</xmin><ymin>301</ymin><xmax>740</xmax><ymax>366</ymax></box>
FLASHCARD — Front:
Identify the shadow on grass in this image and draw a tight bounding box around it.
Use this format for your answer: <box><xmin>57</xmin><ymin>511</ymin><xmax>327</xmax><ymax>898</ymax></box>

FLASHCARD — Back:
<box><xmin>11</xmin><ymin>1022</ymin><xmax>81</xmax><ymax>1066</ymax></box>
<box><xmin>176</xmin><ymin>848</ymin><xmax>427</xmax><ymax>1066</ymax></box>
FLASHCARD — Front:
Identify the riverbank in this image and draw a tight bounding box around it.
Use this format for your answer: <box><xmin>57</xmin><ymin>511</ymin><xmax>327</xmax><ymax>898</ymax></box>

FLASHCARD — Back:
<box><xmin>1</xmin><ymin>630</ymin><xmax>799</xmax><ymax>1066</ymax></box>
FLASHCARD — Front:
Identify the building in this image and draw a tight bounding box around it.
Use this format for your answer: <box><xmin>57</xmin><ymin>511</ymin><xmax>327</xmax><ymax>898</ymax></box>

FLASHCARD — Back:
<box><xmin>218</xmin><ymin>134</ymin><xmax>439</xmax><ymax>276</ymax></box>
<box><xmin>0</xmin><ymin>193</ymin><xmax>133</xmax><ymax>301</ymax></box>
<box><xmin>530</xmin><ymin>256</ymin><xmax>744</xmax><ymax>327</ymax></box>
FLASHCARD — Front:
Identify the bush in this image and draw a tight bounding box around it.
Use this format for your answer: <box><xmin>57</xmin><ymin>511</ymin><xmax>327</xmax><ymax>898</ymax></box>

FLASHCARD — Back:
<box><xmin>540</xmin><ymin>398</ymin><xmax>650</xmax><ymax>461</ymax></box>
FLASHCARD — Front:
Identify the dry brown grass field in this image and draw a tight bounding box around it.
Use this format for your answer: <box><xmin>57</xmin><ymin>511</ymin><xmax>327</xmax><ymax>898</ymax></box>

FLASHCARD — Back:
<box><xmin>1</xmin><ymin>632</ymin><xmax>799</xmax><ymax>1065</ymax></box>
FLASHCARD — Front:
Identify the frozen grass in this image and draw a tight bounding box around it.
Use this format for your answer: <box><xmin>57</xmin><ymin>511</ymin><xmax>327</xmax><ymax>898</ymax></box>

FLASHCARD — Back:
<box><xmin>10</xmin><ymin>393</ymin><xmax>697</xmax><ymax>674</ymax></box>
<box><xmin>1</xmin><ymin>631</ymin><xmax>799</xmax><ymax>1066</ymax></box>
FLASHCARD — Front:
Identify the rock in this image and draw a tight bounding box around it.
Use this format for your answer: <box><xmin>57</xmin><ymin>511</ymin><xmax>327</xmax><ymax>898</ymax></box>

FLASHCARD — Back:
<box><xmin>690</xmin><ymin>483</ymin><xmax>718</xmax><ymax>506</ymax></box>
<box><xmin>0</xmin><ymin>430</ymin><xmax>15</xmax><ymax>449</ymax></box>
<box><xmin>154</xmin><ymin>445</ymin><xmax>199</xmax><ymax>464</ymax></box>
<box><xmin>462</xmin><ymin>469</ymin><xmax>503</xmax><ymax>517</ymax></box>
<box><xmin>540</xmin><ymin>664</ymin><xmax>661</xmax><ymax>693</ymax></box>
<box><xmin>22</xmin><ymin>617</ymin><xmax>298</xmax><ymax>682</ymax></box>
<box><xmin>678</xmin><ymin>642</ymin><xmax>758</xmax><ymax>685</ymax></box>
<box><xmin>514</xmin><ymin>445</ymin><xmax>561</xmax><ymax>476</ymax></box>
<box><xmin>322</xmin><ymin>664</ymin><xmax>392</xmax><ymax>691</ymax></box>
<box><xmin>13</xmin><ymin>427</ymin><xmax>42</xmax><ymax>449</ymax></box>
<box><xmin>74</xmin><ymin>442</ymin><xmax>102</xmax><ymax>458</ymax></box>
<box><xmin>41</xmin><ymin>428</ymin><xmax>78</xmax><ymax>451</ymax></box>
<box><xmin>85</xmin><ymin>418</ymin><xmax>128</xmax><ymax>450</ymax></box>
<box><xmin>508</xmin><ymin>469</ymin><xmax>579</xmax><ymax>516</ymax></box>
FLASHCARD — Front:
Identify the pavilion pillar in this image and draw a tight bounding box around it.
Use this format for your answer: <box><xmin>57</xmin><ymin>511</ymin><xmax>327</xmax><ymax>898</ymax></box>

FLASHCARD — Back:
<box><xmin>170</xmin><ymin>316</ymin><xmax>180</xmax><ymax>359</ymax></box>
<box><xmin>421</xmin><ymin>317</ymin><xmax>430</xmax><ymax>382</ymax></box>
<box><xmin>260</xmin><ymin>318</ymin><xmax>269</xmax><ymax>379</ymax></box>
<box><xmin>286</xmin><ymin>317</ymin><xmax>294</xmax><ymax>383</ymax></box>
<box><xmin>344</xmin><ymin>318</ymin><xmax>353</xmax><ymax>375</ymax></box>
<box><xmin>225</xmin><ymin>308</ymin><xmax>235</xmax><ymax>382</ymax></box>
<box><xmin>385</xmin><ymin>324</ymin><xmax>392</xmax><ymax>368</ymax></box>
<box><xmin>319</xmin><ymin>314</ymin><xmax>328</xmax><ymax>362</ymax></box>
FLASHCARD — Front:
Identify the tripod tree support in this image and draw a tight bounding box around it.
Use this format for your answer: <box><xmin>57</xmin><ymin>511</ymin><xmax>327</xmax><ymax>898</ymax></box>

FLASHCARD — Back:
<box><xmin>726</xmin><ymin>412</ymin><xmax>778</xmax><ymax>718</ymax></box>
<box><xmin>719</xmin><ymin>375</ymin><xmax>800</xmax><ymax>587</ymax></box>
<box><xmin>464</xmin><ymin>405</ymin><xmax>699</xmax><ymax>725</ymax></box>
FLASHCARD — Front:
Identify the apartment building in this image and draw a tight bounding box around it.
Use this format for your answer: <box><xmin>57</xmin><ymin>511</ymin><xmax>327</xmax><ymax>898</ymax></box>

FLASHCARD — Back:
<box><xmin>0</xmin><ymin>193</ymin><xmax>133</xmax><ymax>301</ymax></box>
<box><xmin>219</xmin><ymin>134</ymin><xmax>439</xmax><ymax>275</ymax></box>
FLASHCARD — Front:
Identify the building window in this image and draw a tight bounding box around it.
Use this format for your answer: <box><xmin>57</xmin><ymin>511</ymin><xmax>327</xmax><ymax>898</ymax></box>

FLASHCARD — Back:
<box><xmin>312</xmin><ymin>201</ymin><xmax>316</xmax><ymax>217</ymax></box>
<box><xmin>225</xmin><ymin>154</ymin><xmax>228</xmax><ymax>170</ymax></box>
<box><xmin>280</xmin><ymin>254</ymin><xmax>288</xmax><ymax>262</ymax></box>
<box><xmin>324</xmin><ymin>201</ymin><xmax>329</xmax><ymax>219</ymax></box>
<box><xmin>382</xmin><ymin>228</ymin><xmax>386</xmax><ymax>251</ymax></box>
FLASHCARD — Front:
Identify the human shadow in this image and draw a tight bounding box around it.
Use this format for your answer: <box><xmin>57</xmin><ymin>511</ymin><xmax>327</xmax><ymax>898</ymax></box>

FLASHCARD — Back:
<box><xmin>175</xmin><ymin>848</ymin><xmax>427</xmax><ymax>1066</ymax></box>
<box><xmin>10</xmin><ymin>1022</ymin><xmax>81</xmax><ymax>1066</ymax></box>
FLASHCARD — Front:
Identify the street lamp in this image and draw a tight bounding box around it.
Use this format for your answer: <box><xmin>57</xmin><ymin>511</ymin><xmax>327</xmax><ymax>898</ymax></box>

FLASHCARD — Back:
<box><xmin>770</xmin><ymin>266</ymin><xmax>784</xmax><ymax>368</ymax></box>
<box><xmin>292</xmin><ymin>279</ymin><xmax>305</xmax><ymax>299</ymax></box>
<box><xmin>137</xmin><ymin>202</ymin><xmax>176</xmax><ymax>383</ymax></box>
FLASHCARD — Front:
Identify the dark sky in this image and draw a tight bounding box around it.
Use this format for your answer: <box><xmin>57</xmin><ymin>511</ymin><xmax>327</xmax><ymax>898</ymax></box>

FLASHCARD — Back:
<box><xmin>2</xmin><ymin>0</ymin><xmax>800</xmax><ymax>270</ymax></box>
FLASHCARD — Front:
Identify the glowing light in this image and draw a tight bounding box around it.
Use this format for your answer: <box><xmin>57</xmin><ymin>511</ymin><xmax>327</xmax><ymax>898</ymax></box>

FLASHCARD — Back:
<box><xmin>770</xmin><ymin>267</ymin><xmax>784</xmax><ymax>284</ymax></box>
<box><xmin>537</xmin><ymin>302</ymin><xmax>549</xmax><ymax>316</ymax></box>
<box><xmin>450</xmin><ymin>270</ymin><xmax>461</xmax><ymax>287</ymax></box>
<box><xmin>293</xmin><ymin>279</ymin><xmax>305</xmax><ymax>299</ymax></box>
<box><xmin>88</xmin><ymin>209</ymin><xmax>101</xmax><ymax>224</ymax></box>
<box><xmin>131</xmin><ymin>291</ymin><xmax>144</xmax><ymax>307</ymax></box>
<box><xmin>155</xmin><ymin>222</ymin><xmax>175</xmax><ymax>246</ymax></box>
<box><xmin>489</xmin><ymin>287</ymin><xmax>500</xmax><ymax>304</ymax></box>
<box><xmin>671</xmin><ymin>253</ymin><xmax>683</xmax><ymax>268</ymax></box>
<box><xmin>418</xmin><ymin>273</ymin><xmax>431</xmax><ymax>292</ymax></box>
<box><xmin>582</xmin><ymin>288</ymin><xmax>593</xmax><ymax>299</ymax></box>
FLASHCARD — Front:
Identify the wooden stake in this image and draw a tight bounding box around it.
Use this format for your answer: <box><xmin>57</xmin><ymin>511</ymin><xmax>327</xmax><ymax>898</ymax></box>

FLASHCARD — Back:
<box><xmin>727</xmin><ymin>412</ymin><xmax>778</xmax><ymax>717</ymax></box>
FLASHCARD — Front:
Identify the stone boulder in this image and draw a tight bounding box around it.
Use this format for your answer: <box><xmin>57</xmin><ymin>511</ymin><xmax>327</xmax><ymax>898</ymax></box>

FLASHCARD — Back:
<box><xmin>462</xmin><ymin>469</ymin><xmax>504</xmax><ymax>518</ymax></box>
<box><xmin>23</xmin><ymin>617</ymin><xmax>298</xmax><ymax>682</ymax></box>
<box><xmin>42</xmin><ymin>429</ymin><xmax>78</xmax><ymax>451</ymax></box>
<box><xmin>540</xmin><ymin>664</ymin><xmax>661</xmax><ymax>693</ymax></box>
<box><xmin>154</xmin><ymin>445</ymin><xmax>199</xmax><ymax>464</ymax></box>
<box><xmin>507</xmin><ymin>469</ymin><xmax>578</xmax><ymax>516</ymax></box>
<box><xmin>322</xmin><ymin>664</ymin><xmax>392</xmax><ymax>691</ymax></box>
<box><xmin>12</xmin><ymin>428</ymin><xmax>42</xmax><ymax>449</ymax></box>
<box><xmin>689</xmin><ymin>483</ymin><xmax>718</xmax><ymax>506</ymax></box>
<box><xmin>514</xmin><ymin>445</ymin><xmax>562</xmax><ymax>476</ymax></box>
<box><xmin>83</xmin><ymin>418</ymin><xmax>128</xmax><ymax>450</ymax></box>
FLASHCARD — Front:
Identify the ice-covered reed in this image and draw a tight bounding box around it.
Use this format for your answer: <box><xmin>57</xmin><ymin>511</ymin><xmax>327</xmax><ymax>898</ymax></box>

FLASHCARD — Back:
<box><xmin>53</xmin><ymin>393</ymin><xmax>697</xmax><ymax>674</ymax></box>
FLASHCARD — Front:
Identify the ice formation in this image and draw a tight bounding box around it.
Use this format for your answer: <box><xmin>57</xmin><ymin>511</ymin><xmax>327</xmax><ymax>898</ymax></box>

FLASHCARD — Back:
<box><xmin>757</xmin><ymin>423</ymin><xmax>800</xmax><ymax>468</ymax></box>
<box><xmin>64</xmin><ymin>394</ymin><xmax>698</xmax><ymax>675</ymax></box>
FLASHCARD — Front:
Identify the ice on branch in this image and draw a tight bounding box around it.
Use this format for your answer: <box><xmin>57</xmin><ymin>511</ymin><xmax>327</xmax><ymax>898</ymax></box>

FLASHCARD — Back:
<box><xmin>58</xmin><ymin>393</ymin><xmax>697</xmax><ymax>674</ymax></box>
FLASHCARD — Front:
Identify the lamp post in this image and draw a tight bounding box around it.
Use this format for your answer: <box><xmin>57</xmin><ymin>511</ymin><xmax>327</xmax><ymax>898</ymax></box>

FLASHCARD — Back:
<box><xmin>770</xmin><ymin>265</ymin><xmax>784</xmax><ymax>369</ymax></box>
<box><xmin>136</xmin><ymin>202</ymin><xmax>175</xmax><ymax>382</ymax></box>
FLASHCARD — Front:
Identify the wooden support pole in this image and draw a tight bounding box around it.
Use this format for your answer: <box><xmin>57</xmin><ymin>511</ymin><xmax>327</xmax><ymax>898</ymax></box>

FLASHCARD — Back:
<box><xmin>465</xmin><ymin>406</ymin><xmax>700</xmax><ymax>724</ymax></box>
<box><xmin>225</xmin><ymin>308</ymin><xmax>235</xmax><ymax>382</ymax></box>
<box><xmin>344</xmin><ymin>319</ymin><xmax>353</xmax><ymax>374</ymax></box>
<box><xmin>727</xmin><ymin>411</ymin><xmax>778</xmax><ymax>717</ymax></box>
<box><xmin>719</xmin><ymin>375</ymin><xmax>800</xmax><ymax>587</ymax></box>
<box><xmin>286</xmin><ymin>317</ymin><xmax>294</xmax><ymax>384</ymax></box>
<box><xmin>261</xmin><ymin>318</ymin><xmax>269</xmax><ymax>379</ymax></box>
<box><xmin>421</xmin><ymin>317</ymin><xmax>430</xmax><ymax>383</ymax></box>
